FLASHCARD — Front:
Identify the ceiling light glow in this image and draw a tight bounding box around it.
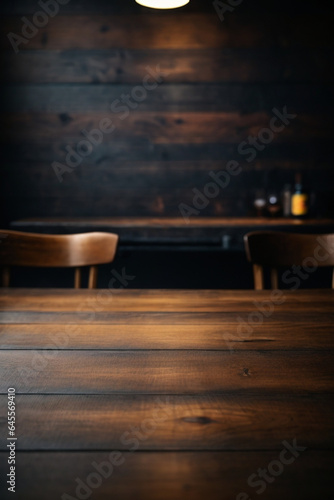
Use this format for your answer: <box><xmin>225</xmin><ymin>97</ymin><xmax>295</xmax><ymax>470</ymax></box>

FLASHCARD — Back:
<box><xmin>135</xmin><ymin>0</ymin><xmax>189</xmax><ymax>9</ymax></box>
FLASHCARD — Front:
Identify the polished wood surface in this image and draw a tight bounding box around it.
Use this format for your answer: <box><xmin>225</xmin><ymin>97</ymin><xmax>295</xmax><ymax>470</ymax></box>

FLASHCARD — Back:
<box><xmin>0</xmin><ymin>288</ymin><xmax>333</xmax><ymax>499</ymax></box>
<box><xmin>1</xmin><ymin>287</ymin><xmax>334</xmax><ymax>308</ymax></box>
<box><xmin>0</xmin><ymin>394</ymin><xmax>333</xmax><ymax>450</ymax></box>
<box><xmin>2</xmin><ymin>350</ymin><xmax>333</xmax><ymax>394</ymax></box>
<box><xmin>0</xmin><ymin>230</ymin><xmax>118</xmax><ymax>288</ymax></box>
<box><xmin>244</xmin><ymin>231</ymin><xmax>334</xmax><ymax>289</ymax></box>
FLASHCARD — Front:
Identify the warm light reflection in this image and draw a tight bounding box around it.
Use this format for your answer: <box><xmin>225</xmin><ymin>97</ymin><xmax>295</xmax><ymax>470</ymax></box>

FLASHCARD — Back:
<box><xmin>135</xmin><ymin>0</ymin><xmax>189</xmax><ymax>9</ymax></box>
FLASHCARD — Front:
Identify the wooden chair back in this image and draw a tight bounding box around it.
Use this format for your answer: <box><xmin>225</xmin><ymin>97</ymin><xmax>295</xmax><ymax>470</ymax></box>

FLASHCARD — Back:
<box><xmin>0</xmin><ymin>230</ymin><xmax>119</xmax><ymax>288</ymax></box>
<box><xmin>244</xmin><ymin>231</ymin><xmax>334</xmax><ymax>290</ymax></box>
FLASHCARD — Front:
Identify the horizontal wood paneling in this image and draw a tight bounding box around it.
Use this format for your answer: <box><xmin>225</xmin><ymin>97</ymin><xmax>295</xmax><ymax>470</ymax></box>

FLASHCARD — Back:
<box><xmin>1</xmin><ymin>14</ymin><xmax>267</xmax><ymax>50</ymax></box>
<box><xmin>2</xmin><ymin>160</ymin><xmax>331</xmax><ymax>192</ymax></box>
<box><xmin>0</xmin><ymin>394</ymin><xmax>333</xmax><ymax>450</ymax></box>
<box><xmin>2</xmin><ymin>288</ymin><xmax>334</xmax><ymax>312</ymax></box>
<box><xmin>0</xmin><ymin>194</ymin><xmax>249</xmax><ymax>217</ymax></box>
<box><xmin>1</xmin><ymin>112</ymin><xmax>332</xmax><ymax>142</ymax></box>
<box><xmin>2</xmin><ymin>84</ymin><xmax>332</xmax><ymax>112</ymax></box>
<box><xmin>2</xmin><ymin>310</ymin><xmax>334</xmax><ymax>325</ymax></box>
<box><xmin>1</xmin><ymin>0</ymin><xmax>334</xmax><ymax>224</ymax></box>
<box><xmin>1</xmin><ymin>322</ymin><xmax>334</xmax><ymax>350</ymax></box>
<box><xmin>4</xmin><ymin>160</ymin><xmax>331</xmax><ymax>183</ymax></box>
<box><xmin>2</xmin><ymin>49</ymin><xmax>333</xmax><ymax>84</ymax></box>
<box><xmin>2</xmin><ymin>12</ymin><xmax>334</xmax><ymax>50</ymax></box>
<box><xmin>2</xmin><ymin>140</ymin><xmax>332</xmax><ymax>163</ymax></box>
<box><xmin>1</xmin><ymin>350</ymin><xmax>334</xmax><ymax>394</ymax></box>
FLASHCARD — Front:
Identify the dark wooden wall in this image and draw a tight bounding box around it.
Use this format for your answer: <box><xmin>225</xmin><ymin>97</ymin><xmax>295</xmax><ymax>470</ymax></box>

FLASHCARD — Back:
<box><xmin>1</xmin><ymin>0</ymin><xmax>334</xmax><ymax>226</ymax></box>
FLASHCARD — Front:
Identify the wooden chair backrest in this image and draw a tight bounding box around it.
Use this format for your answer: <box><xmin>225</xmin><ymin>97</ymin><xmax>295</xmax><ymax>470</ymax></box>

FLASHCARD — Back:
<box><xmin>0</xmin><ymin>230</ymin><xmax>119</xmax><ymax>288</ymax></box>
<box><xmin>244</xmin><ymin>231</ymin><xmax>334</xmax><ymax>290</ymax></box>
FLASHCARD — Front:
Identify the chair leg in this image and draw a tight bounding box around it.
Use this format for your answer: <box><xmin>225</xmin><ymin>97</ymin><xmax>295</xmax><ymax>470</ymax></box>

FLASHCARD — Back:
<box><xmin>88</xmin><ymin>266</ymin><xmax>98</xmax><ymax>289</ymax></box>
<box><xmin>2</xmin><ymin>266</ymin><xmax>10</xmax><ymax>287</ymax></box>
<box><xmin>253</xmin><ymin>264</ymin><xmax>264</xmax><ymax>290</ymax></box>
<box><xmin>74</xmin><ymin>268</ymin><xmax>81</xmax><ymax>289</ymax></box>
<box><xmin>270</xmin><ymin>268</ymin><xmax>279</xmax><ymax>289</ymax></box>
<box><xmin>332</xmin><ymin>268</ymin><xmax>334</xmax><ymax>290</ymax></box>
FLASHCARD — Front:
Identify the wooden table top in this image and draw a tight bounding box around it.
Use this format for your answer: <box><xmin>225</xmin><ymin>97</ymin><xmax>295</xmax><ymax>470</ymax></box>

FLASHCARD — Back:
<box><xmin>11</xmin><ymin>216</ymin><xmax>334</xmax><ymax>228</ymax></box>
<box><xmin>10</xmin><ymin>217</ymin><xmax>334</xmax><ymax>249</ymax></box>
<box><xmin>0</xmin><ymin>289</ymin><xmax>333</xmax><ymax>500</ymax></box>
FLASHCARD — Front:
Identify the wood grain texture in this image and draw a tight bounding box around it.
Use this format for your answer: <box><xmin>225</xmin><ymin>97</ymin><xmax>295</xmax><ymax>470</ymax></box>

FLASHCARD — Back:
<box><xmin>0</xmin><ymin>286</ymin><xmax>333</xmax><ymax>497</ymax></box>
<box><xmin>1</xmin><ymin>194</ymin><xmax>251</xmax><ymax>219</ymax></box>
<box><xmin>0</xmin><ymin>393</ymin><xmax>333</xmax><ymax>451</ymax></box>
<box><xmin>3</xmin><ymin>141</ymin><xmax>331</xmax><ymax>164</ymax></box>
<box><xmin>1</xmin><ymin>322</ymin><xmax>334</xmax><ymax>350</ymax></box>
<box><xmin>0</xmin><ymin>14</ymin><xmax>278</xmax><ymax>50</ymax></box>
<box><xmin>0</xmin><ymin>231</ymin><xmax>118</xmax><ymax>268</ymax></box>
<box><xmin>1</xmin><ymin>2</ymin><xmax>334</xmax><ymax>225</ymax></box>
<box><xmin>3</xmin><ymin>161</ymin><xmax>333</xmax><ymax>198</ymax></box>
<box><xmin>1</xmin><ymin>0</ymin><xmax>334</xmax><ymax>493</ymax></box>
<box><xmin>0</xmin><ymin>451</ymin><xmax>332</xmax><ymax>500</ymax></box>
<box><xmin>1</xmin><ymin>114</ymin><xmax>332</xmax><ymax>149</ymax></box>
<box><xmin>2</xmin><ymin>12</ymin><xmax>333</xmax><ymax>50</ymax></box>
<box><xmin>1</xmin><ymin>350</ymin><xmax>333</xmax><ymax>394</ymax></box>
<box><xmin>2</xmin><ymin>49</ymin><xmax>333</xmax><ymax>84</ymax></box>
<box><xmin>2</xmin><ymin>310</ymin><xmax>334</xmax><ymax>325</ymax></box>
<box><xmin>2</xmin><ymin>86</ymin><xmax>332</xmax><ymax>113</ymax></box>
<box><xmin>1</xmin><ymin>288</ymin><xmax>334</xmax><ymax>312</ymax></box>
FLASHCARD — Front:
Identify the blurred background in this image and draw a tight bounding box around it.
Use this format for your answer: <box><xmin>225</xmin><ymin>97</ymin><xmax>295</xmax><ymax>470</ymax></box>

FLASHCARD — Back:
<box><xmin>0</xmin><ymin>0</ymin><xmax>333</xmax><ymax>288</ymax></box>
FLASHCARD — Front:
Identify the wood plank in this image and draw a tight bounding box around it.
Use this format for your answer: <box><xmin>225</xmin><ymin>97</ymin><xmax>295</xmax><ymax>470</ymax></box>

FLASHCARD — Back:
<box><xmin>1</xmin><ymin>289</ymin><xmax>333</xmax><ymax>312</ymax></box>
<box><xmin>2</xmin><ymin>140</ymin><xmax>331</xmax><ymax>163</ymax></box>
<box><xmin>1</xmin><ymin>350</ymin><xmax>333</xmax><ymax>394</ymax></box>
<box><xmin>2</xmin><ymin>49</ymin><xmax>333</xmax><ymax>84</ymax></box>
<box><xmin>2</xmin><ymin>85</ymin><xmax>332</xmax><ymax>113</ymax></box>
<box><xmin>2</xmin><ymin>161</ymin><xmax>334</xmax><ymax>200</ymax></box>
<box><xmin>1</xmin><ymin>310</ymin><xmax>334</xmax><ymax>325</ymax></box>
<box><xmin>0</xmin><ymin>394</ymin><xmax>333</xmax><ymax>451</ymax></box>
<box><xmin>0</xmin><ymin>451</ymin><xmax>332</xmax><ymax>500</ymax></box>
<box><xmin>2</xmin><ymin>12</ymin><xmax>333</xmax><ymax>50</ymax></box>
<box><xmin>1</xmin><ymin>322</ymin><xmax>334</xmax><ymax>350</ymax></box>
<box><xmin>0</xmin><ymin>14</ymin><xmax>274</xmax><ymax>50</ymax></box>
<box><xmin>2</xmin><ymin>113</ymin><xmax>332</xmax><ymax>148</ymax></box>
<box><xmin>0</xmin><ymin>193</ymin><xmax>256</xmax><ymax>218</ymax></box>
